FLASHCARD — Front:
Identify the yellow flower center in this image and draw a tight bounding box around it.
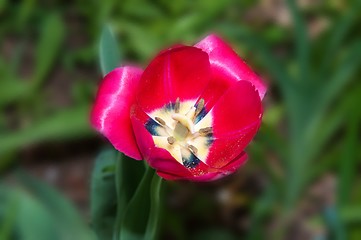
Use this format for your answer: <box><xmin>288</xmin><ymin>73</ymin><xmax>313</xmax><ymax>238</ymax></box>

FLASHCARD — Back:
<box><xmin>145</xmin><ymin>98</ymin><xmax>213</xmax><ymax>168</ymax></box>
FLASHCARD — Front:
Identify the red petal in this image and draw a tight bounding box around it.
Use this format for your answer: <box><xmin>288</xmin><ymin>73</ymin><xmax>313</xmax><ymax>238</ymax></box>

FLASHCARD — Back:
<box><xmin>136</xmin><ymin>46</ymin><xmax>211</xmax><ymax>113</ymax></box>
<box><xmin>204</xmin><ymin>81</ymin><xmax>262</xmax><ymax>168</ymax></box>
<box><xmin>219</xmin><ymin>151</ymin><xmax>248</xmax><ymax>173</ymax></box>
<box><xmin>91</xmin><ymin>67</ymin><xmax>143</xmax><ymax>160</ymax></box>
<box><xmin>154</xmin><ymin>157</ymin><xmax>220</xmax><ymax>181</ymax></box>
<box><xmin>157</xmin><ymin>170</ymin><xmax>219</xmax><ymax>182</ymax></box>
<box><xmin>184</xmin><ymin>151</ymin><xmax>248</xmax><ymax>181</ymax></box>
<box><xmin>158</xmin><ymin>152</ymin><xmax>248</xmax><ymax>181</ymax></box>
<box><xmin>195</xmin><ymin>34</ymin><xmax>267</xmax><ymax>110</ymax></box>
<box><xmin>130</xmin><ymin>105</ymin><xmax>154</xmax><ymax>159</ymax></box>
<box><xmin>149</xmin><ymin>148</ymin><xmax>194</xmax><ymax>179</ymax></box>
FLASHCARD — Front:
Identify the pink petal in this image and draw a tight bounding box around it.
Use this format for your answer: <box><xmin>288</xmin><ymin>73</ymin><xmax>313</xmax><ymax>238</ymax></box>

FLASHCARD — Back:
<box><xmin>205</xmin><ymin>80</ymin><xmax>263</xmax><ymax>168</ymax></box>
<box><xmin>91</xmin><ymin>67</ymin><xmax>143</xmax><ymax>160</ymax></box>
<box><xmin>136</xmin><ymin>46</ymin><xmax>211</xmax><ymax>113</ymax></box>
<box><xmin>194</xmin><ymin>34</ymin><xmax>267</xmax><ymax>110</ymax></box>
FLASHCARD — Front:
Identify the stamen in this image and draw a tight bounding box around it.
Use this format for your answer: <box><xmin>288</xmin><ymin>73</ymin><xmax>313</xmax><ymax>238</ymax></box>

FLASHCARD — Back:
<box><xmin>155</xmin><ymin>117</ymin><xmax>166</xmax><ymax>126</ymax></box>
<box><xmin>188</xmin><ymin>144</ymin><xmax>198</xmax><ymax>154</ymax></box>
<box><xmin>167</xmin><ymin>136</ymin><xmax>176</xmax><ymax>145</ymax></box>
<box><xmin>199</xmin><ymin>127</ymin><xmax>212</xmax><ymax>135</ymax></box>
<box><xmin>195</xmin><ymin>98</ymin><xmax>205</xmax><ymax>117</ymax></box>
<box><xmin>174</xmin><ymin>97</ymin><xmax>180</xmax><ymax>113</ymax></box>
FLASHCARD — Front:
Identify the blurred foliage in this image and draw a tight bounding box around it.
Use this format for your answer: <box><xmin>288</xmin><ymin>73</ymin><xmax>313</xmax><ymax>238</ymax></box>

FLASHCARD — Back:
<box><xmin>0</xmin><ymin>171</ymin><xmax>96</xmax><ymax>240</ymax></box>
<box><xmin>1</xmin><ymin>0</ymin><xmax>361</xmax><ymax>239</ymax></box>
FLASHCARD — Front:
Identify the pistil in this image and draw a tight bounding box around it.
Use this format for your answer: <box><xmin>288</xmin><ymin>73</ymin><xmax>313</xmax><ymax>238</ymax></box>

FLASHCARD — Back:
<box><xmin>172</xmin><ymin>113</ymin><xmax>195</xmax><ymax>133</ymax></box>
<box><xmin>173</xmin><ymin>122</ymin><xmax>189</xmax><ymax>140</ymax></box>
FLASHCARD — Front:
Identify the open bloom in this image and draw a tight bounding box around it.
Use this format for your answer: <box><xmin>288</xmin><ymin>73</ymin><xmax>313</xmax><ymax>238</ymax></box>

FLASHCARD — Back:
<box><xmin>91</xmin><ymin>34</ymin><xmax>266</xmax><ymax>181</ymax></box>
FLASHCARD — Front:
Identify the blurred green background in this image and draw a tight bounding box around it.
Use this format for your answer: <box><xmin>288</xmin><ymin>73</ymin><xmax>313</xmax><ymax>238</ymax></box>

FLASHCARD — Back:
<box><xmin>1</xmin><ymin>0</ymin><xmax>361</xmax><ymax>239</ymax></box>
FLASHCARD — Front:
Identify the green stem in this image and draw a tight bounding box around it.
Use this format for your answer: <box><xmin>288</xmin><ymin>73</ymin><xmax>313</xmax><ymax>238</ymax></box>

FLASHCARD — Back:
<box><xmin>145</xmin><ymin>173</ymin><xmax>163</xmax><ymax>240</ymax></box>
<box><xmin>113</xmin><ymin>153</ymin><xmax>125</xmax><ymax>240</ymax></box>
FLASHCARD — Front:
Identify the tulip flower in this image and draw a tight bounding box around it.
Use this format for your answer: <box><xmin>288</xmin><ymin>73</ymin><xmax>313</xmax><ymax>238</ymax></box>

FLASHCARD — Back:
<box><xmin>91</xmin><ymin>34</ymin><xmax>266</xmax><ymax>181</ymax></box>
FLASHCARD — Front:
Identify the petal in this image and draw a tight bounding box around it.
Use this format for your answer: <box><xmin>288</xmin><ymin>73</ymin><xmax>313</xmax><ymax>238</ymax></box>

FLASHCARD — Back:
<box><xmin>201</xmin><ymin>80</ymin><xmax>263</xmax><ymax>168</ymax></box>
<box><xmin>158</xmin><ymin>152</ymin><xmax>248</xmax><ymax>182</ymax></box>
<box><xmin>194</xmin><ymin>34</ymin><xmax>267</xmax><ymax>111</ymax></box>
<box><xmin>130</xmin><ymin>105</ymin><xmax>154</xmax><ymax>159</ymax></box>
<box><xmin>184</xmin><ymin>151</ymin><xmax>248</xmax><ymax>181</ymax></box>
<box><xmin>149</xmin><ymin>148</ymin><xmax>194</xmax><ymax>179</ymax></box>
<box><xmin>136</xmin><ymin>46</ymin><xmax>211</xmax><ymax>113</ymax></box>
<box><xmin>91</xmin><ymin>67</ymin><xmax>143</xmax><ymax>160</ymax></box>
<box><xmin>190</xmin><ymin>152</ymin><xmax>248</xmax><ymax>182</ymax></box>
<box><xmin>153</xmin><ymin>153</ymin><xmax>219</xmax><ymax>181</ymax></box>
<box><xmin>219</xmin><ymin>151</ymin><xmax>248</xmax><ymax>173</ymax></box>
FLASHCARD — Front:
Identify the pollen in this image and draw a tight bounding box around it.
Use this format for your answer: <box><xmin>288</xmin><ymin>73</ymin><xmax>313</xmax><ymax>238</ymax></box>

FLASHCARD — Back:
<box><xmin>199</xmin><ymin>127</ymin><xmax>212</xmax><ymax>135</ymax></box>
<box><xmin>155</xmin><ymin>117</ymin><xmax>166</xmax><ymax>126</ymax></box>
<box><xmin>188</xmin><ymin>144</ymin><xmax>198</xmax><ymax>154</ymax></box>
<box><xmin>174</xmin><ymin>97</ymin><xmax>180</xmax><ymax>113</ymax></box>
<box><xmin>195</xmin><ymin>98</ymin><xmax>204</xmax><ymax>117</ymax></box>
<box><xmin>167</xmin><ymin>136</ymin><xmax>176</xmax><ymax>144</ymax></box>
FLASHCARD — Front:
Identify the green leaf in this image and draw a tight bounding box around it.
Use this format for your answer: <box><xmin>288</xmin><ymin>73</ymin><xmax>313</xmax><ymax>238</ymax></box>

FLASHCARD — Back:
<box><xmin>323</xmin><ymin>206</ymin><xmax>346</xmax><ymax>240</ymax></box>
<box><xmin>247</xmin><ymin>187</ymin><xmax>275</xmax><ymax>240</ymax></box>
<box><xmin>113</xmin><ymin>153</ymin><xmax>145</xmax><ymax>239</ymax></box>
<box><xmin>90</xmin><ymin>148</ymin><xmax>118</xmax><ymax>240</ymax></box>
<box><xmin>32</xmin><ymin>13</ymin><xmax>65</xmax><ymax>88</ymax></box>
<box><xmin>13</xmin><ymin>189</ymin><xmax>59</xmax><ymax>240</ymax></box>
<box><xmin>144</xmin><ymin>172</ymin><xmax>163</xmax><ymax>240</ymax></box>
<box><xmin>286</xmin><ymin>0</ymin><xmax>310</xmax><ymax>83</ymax></box>
<box><xmin>0</xmin><ymin>80</ymin><xmax>29</xmax><ymax>108</ymax></box>
<box><xmin>16</xmin><ymin>0</ymin><xmax>35</xmax><ymax>28</ymax></box>
<box><xmin>12</xmin><ymin>172</ymin><xmax>96</xmax><ymax>240</ymax></box>
<box><xmin>319</xmin><ymin>41</ymin><xmax>361</xmax><ymax>111</ymax></box>
<box><xmin>338</xmin><ymin>107</ymin><xmax>360</xmax><ymax>204</ymax></box>
<box><xmin>340</xmin><ymin>206</ymin><xmax>361</xmax><ymax>224</ymax></box>
<box><xmin>0</xmin><ymin>187</ymin><xmax>18</xmax><ymax>240</ymax></box>
<box><xmin>99</xmin><ymin>25</ymin><xmax>121</xmax><ymax>76</ymax></box>
<box><xmin>191</xmin><ymin>228</ymin><xmax>239</xmax><ymax>240</ymax></box>
<box><xmin>0</xmin><ymin>105</ymin><xmax>93</xmax><ymax>157</ymax></box>
<box><xmin>319</xmin><ymin>0</ymin><xmax>361</xmax><ymax>78</ymax></box>
<box><xmin>119</xmin><ymin>166</ymin><xmax>157</xmax><ymax>240</ymax></box>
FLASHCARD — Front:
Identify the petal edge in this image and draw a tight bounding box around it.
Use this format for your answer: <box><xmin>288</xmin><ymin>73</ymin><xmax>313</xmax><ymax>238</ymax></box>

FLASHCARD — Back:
<box><xmin>91</xmin><ymin>66</ymin><xmax>143</xmax><ymax>160</ymax></box>
<box><xmin>195</xmin><ymin>34</ymin><xmax>267</xmax><ymax>100</ymax></box>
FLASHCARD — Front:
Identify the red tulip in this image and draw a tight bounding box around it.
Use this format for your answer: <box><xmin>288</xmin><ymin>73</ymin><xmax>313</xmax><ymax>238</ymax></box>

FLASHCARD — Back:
<box><xmin>91</xmin><ymin>34</ymin><xmax>267</xmax><ymax>181</ymax></box>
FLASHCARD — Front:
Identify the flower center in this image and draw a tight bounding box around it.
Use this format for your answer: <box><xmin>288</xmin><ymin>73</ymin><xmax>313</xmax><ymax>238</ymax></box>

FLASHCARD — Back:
<box><xmin>145</xmin><ymin>98</ymin><xmax>213</xmax><ymax>168</ymax></box>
